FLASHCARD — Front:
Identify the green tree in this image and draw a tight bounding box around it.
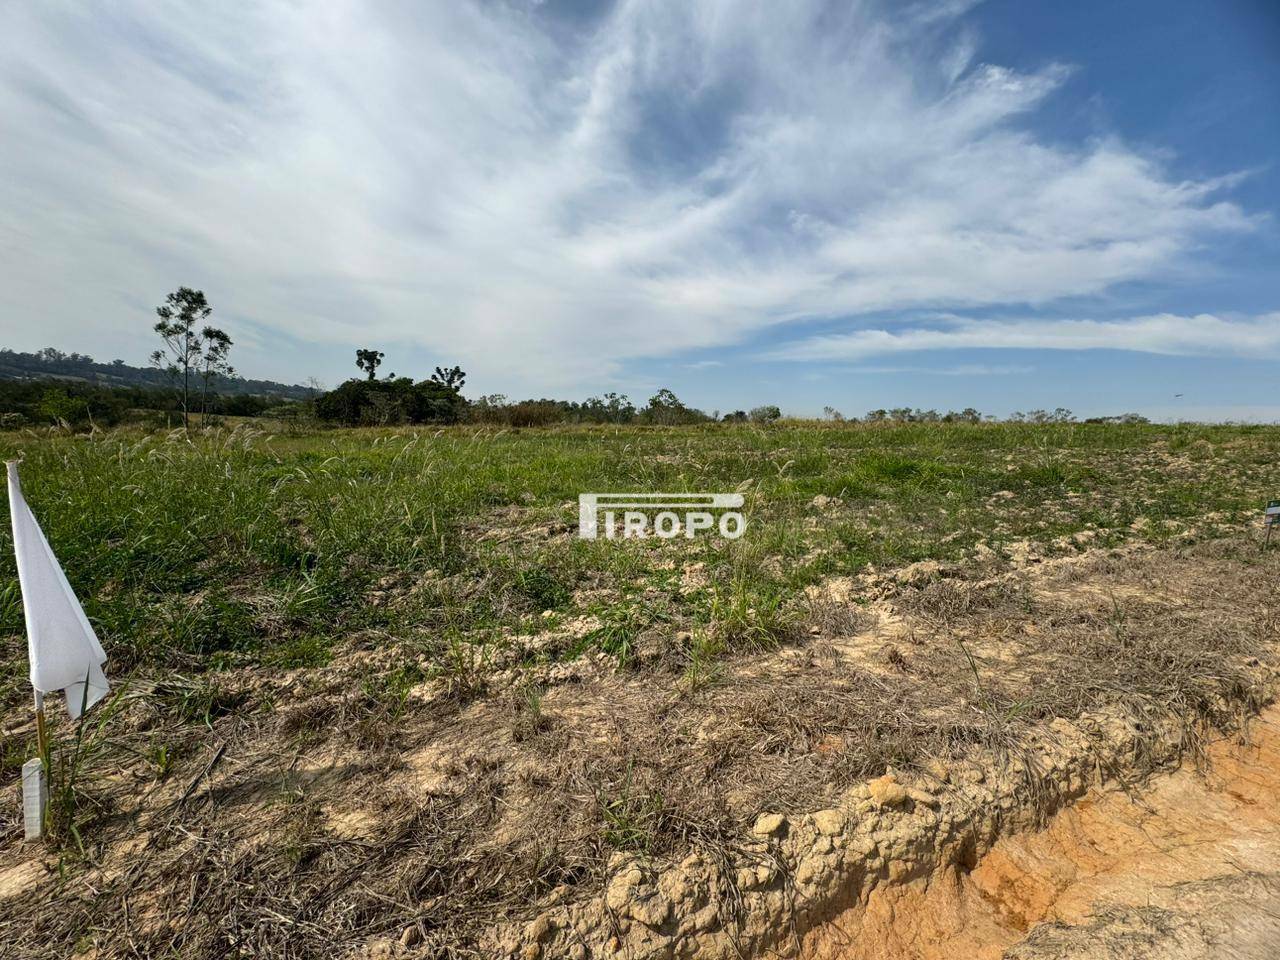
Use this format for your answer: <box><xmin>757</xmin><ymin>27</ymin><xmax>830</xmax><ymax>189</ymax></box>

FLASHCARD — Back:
<box><xmin>151</xmin><ymin>287</ymin><xmax>212</xmax><ymax>430</ymax></box>
<box><xmin>199</xmin><ymin>327</ymin><xmax>234</xmax><ymax>421</ymax></box>
<box><xmin>430</xmin><ymin>365</ymin><xmax>466</xmax><ymax>390</ymax></box>
<box><xmin>356</xmin><ymin>349</ymin><xmax>384</xmax><ymax>380</ymax></box>
<box><xmin>36</xmin><ymin>388</ymin><xmax>81</xmax><ymax>427</ymax></box>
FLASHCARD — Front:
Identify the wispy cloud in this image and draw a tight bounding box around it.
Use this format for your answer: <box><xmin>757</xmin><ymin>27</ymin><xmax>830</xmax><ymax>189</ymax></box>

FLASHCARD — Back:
<box><xmin>771</xmin><ymin>313</ymin><xmax>1280</xmax><ymax>362</ymax></box>
<box><xmin>0</xmin><ymin>1</ymin><xmax>1259</xmax><ymax>391</ymax></box>
<box><xmin>851</xmin><ymin>363</ymin><xmax>1035</xmax><ymax>376</ymax></box>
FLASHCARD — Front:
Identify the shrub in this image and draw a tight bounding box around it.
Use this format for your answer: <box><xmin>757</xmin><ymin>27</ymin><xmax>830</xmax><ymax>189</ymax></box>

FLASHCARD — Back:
<box><xmin>314</xmin><ymin>377</ymin><xmax>465</xmax><ymax>426</ymax></box>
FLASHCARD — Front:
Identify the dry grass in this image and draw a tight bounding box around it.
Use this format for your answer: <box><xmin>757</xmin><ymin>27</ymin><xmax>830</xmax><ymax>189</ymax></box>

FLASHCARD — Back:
<box><xmin>2</xmin><ymin>535</ymin><xmax>1276</xmax><ymax>958</ymax></box>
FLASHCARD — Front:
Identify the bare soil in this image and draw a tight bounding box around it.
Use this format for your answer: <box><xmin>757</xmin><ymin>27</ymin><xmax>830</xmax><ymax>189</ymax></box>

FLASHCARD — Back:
<box><xmin>803</xmin><ymin>705</ymin><xmax>1280</xmax><ymax>959</ymax></box>
<box><xmin>2</xmin><ymin>533</ymin><xmax>1278</xmax><ymax>959</ymax></box>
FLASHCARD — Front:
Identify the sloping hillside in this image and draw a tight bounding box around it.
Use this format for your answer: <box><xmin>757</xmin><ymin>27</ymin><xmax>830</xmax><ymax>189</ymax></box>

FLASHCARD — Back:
<box><xmin>0</xmin><ymin>348</ymin><xmax>314</xmax><ymax>399</ymax></box>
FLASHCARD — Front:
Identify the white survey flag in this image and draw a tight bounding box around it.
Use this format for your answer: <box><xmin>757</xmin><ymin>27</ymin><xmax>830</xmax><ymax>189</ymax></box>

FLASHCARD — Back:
<box><xmin>6</xmin><ymin>461</ymin><xmax>109</xmax><ymax>719</ymax></box>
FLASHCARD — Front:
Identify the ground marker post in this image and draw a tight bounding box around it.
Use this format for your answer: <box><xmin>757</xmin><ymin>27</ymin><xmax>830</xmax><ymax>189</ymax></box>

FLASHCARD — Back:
<box><xmin>7</xmin><ymin>459</ymin><xmax>112</xmax><ymax>841</ymax></box>
<box><xmin>23</xmin><ymin>690</ymin><xmax>48</xmax><ymax>840</ymax></box>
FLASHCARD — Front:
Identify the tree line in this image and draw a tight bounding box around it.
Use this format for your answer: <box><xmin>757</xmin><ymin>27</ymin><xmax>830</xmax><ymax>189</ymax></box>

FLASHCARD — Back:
<box><xmin>0</xmin><ymin>287</ymin><xmax>1150</xmax><ymax>430</ymax></box>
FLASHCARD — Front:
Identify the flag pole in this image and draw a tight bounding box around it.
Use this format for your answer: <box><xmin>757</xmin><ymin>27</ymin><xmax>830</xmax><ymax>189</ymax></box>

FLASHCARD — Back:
<box><xmin>34</xmin><ymin>689</ymin><xmax>48</xmax><ymax>761</ymax></box>
<box><xmin>24</xmin><ymin>689</ymin><xmax>49</xmax><ymax>840</ymax></box>
<box><xmin>9</xmin><ymin>457</ymin><xmax>109</xmax><ymax>840</ymax></box>
<box><xmin>9</xmin><ymin>459</ymin><xmax>47</xmax><ymax>840</ymax></box>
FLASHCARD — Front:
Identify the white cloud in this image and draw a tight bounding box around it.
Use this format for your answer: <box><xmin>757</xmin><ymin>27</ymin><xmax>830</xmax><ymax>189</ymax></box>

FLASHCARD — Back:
<box><xmin>852</xmin><ymin>363</ymin><xmax>1035</xmax><ymax>375</ymax></box>
<box><xmin>770</xmin><ymin>313</ymin><xmax>1280</xmax><ymax>361</ymax></box>
<box><xmin>0</xmin><ymin>0</ymin><xmax>1259</xmax><ymax>392</ymax></box>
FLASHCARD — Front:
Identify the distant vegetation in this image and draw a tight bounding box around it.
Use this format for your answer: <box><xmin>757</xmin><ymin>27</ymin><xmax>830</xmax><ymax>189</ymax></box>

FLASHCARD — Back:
<box><xmin>0</xmin><ymin>287</ymin><xmax>1154</xmax><ymax>431</ymax></box>
<box><xmin>0</xmin><ymin>347</ymin><xmax>313</xmax><ymax>400</ymax></box>
<box><xmin>0</xmin><ymin>380</ymin><xmax>283</xmax><ymax>430</ymax></box>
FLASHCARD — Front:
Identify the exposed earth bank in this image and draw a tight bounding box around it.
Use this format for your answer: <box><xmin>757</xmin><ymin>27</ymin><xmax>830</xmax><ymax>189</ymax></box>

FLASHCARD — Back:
<box><xmin>804</xmin><ymin>705</ymin><xmax>1280</xmax><ymax>960</ymax></box>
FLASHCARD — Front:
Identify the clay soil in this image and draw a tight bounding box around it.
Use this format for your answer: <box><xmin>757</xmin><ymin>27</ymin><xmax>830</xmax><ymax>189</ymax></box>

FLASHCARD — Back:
<box><xmin>2</xmin><ymin>533</ymin><xmax>1279</xmax><ymax>959</ymax></box>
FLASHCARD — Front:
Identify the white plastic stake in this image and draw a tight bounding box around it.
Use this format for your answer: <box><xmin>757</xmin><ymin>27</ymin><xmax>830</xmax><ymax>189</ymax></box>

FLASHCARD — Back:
<box><xmin>22</xmin><ymin>757</ymin><xmax>46</xmax><ymax>840</ymax></box>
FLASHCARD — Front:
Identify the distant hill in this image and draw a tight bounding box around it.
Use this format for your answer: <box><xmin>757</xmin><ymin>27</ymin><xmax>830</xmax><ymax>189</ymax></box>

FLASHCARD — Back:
<box><xmin>0</xmin><ymin>347</ymin><xmax>316</xmax><ymax>400</ymax></box>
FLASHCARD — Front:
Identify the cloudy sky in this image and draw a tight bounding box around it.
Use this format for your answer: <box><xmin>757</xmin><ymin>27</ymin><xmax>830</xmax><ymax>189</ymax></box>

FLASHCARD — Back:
<box><xmin>1</xmin><ymin>0</ymin><xmax>1277</xmax><ymax>418</ymax></box>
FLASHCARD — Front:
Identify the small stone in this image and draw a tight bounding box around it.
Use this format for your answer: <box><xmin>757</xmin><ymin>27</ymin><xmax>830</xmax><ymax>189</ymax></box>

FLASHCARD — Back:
<box><xmin>606</xmin><ymin>867</ymin><xmax>644</xmax><ymax>911</ymax></box>
<box><xmin>400</xmin><ymin>926</ymin><xmax>421</xmax><ymax>947</ymax></box>
<box><xmin>868</xmin><ymin>774</ymin><xmax>909</xmax><ymax>808</ymax></box>
<box><xmin>526</xmin><ymin>916</ymin><xmax>553</xmax><ymax>941</ymax></box>
<box><xmin>752</xmin><ymin>812</ymin><xmax>787</xmax><ymax>836</ymax></box>
<box><xmin>660</xmin><ymin>871</ymin><xmax>694</xmax><ymax>904</ymax></box>
<box><xmin>907</xmin><ymin>787</ymin><xmax>938</xmax><ymax>807</ymax></box>
<box><xmin>630</xmin><ymin>893</ymin><xmax>671</xmax><ymax>928</ymax></box>
<box><xmin>812</xmin><ymin>808</ymin><xmax>846</xmax><ymax>836</ymax></box>
<box><xmin>692</xmin><ymin>902</ymin><xmax>719</xmax><ymax>932</ymax></box>
<box><xmin>924</xmin><ymin>758</ymin><xmax>951</xmax><ymax>783</ymax></box>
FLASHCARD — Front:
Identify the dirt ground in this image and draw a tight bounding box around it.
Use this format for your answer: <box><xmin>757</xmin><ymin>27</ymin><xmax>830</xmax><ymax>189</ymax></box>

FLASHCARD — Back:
<box><xmin>2</xmin><ymin>532</ymin><xmax>1279</xmax><ymax>958</ymax></box>
<box><xmin>803</xmin><ymin>705</ymin><xmax>1280</xmax><ymax>959</ymax></box>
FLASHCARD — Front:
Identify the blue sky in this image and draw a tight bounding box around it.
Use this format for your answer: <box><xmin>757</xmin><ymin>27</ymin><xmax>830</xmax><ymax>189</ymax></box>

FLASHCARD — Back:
<box><xmin>0</xmin><ymin>0</ymin><xmax>1276</xmax><ymax>419</ymax></box>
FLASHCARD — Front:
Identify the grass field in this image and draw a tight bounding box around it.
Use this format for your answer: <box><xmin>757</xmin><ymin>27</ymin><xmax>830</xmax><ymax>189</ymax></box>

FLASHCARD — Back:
<box><xmin>1</xmin><ymin>421</ymin><xmax>1276</xmax><ymax>708</ymax></box>
<box><xmin>1</xmin><ymin>420</ymin><xmax>1279</xmax><ymax>958</ymax></box>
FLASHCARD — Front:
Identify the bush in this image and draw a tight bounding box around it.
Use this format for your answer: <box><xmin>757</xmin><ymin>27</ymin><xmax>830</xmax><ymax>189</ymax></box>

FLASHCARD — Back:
<box><xmin>467</xmin><ymin>392</ymin><xmax>639</xmax><ymax>427</ymax></box>
<box><xmin>749</xmin><ymin>405</ymin><xmax>781</xmax><ymax>424</ymax></box>
<box><xmin>638</xmin><ymin>389</ymin><xmax>711</xmax><ymax>425</ymax></box>
<box><xmin>314</xmin><ymin>378</ymin><xmax>465</xmax><ymax>426</ymax></box>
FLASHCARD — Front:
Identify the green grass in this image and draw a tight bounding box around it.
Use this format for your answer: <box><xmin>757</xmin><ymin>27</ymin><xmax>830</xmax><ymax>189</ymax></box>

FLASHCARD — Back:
<box><xmin>1</xmin><ymin>420</ymin><xmax>1278</xmax><ymax>716</ymax></box>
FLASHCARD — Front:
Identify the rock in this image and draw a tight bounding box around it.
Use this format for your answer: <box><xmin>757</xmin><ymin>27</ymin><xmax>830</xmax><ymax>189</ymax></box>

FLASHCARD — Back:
<box><xmin>893</xmin><ymin>560</ymin><xmax>944</xmax><ymax>585</ymax></box>
<box><xmin>752</xmin><ymin>813</ymin><xmax>787</xmax><ymax>836</ymax></box>
<box><xmin>400</xmin><ymin>925</ymin><xmax>422</xmax><ymax>947</ymax></box>
<box><xmin>691</xmin><ymin>902</ymin><xmax>719</xmax><ymax>932</ymax></box>
<box><xmin>868</xmin><ymin>773</ymin><xmax>909</xmax><ymax>808</ymax></box>
<box><xmin>812</xmin><ymin>808</ymin><xmax>846</xmax><ymax>836</ymax></box>
<box><xmin>907</xmin><ymin>787</ymin><xmax>938</xmax><ymax>807</ymax></box>
<box><xmin>659</xmin><ymin>871</ymin><xmax>694</xmax><ymax>904</ymax></box>
<box><xmin>811</xmin><ymin>494</ymin><xmax>838</xmax><ymax>509</ymax></box>
<box><xmin>526</xmin><ymin>916</ymin><xmax>553</xmax><ymax>941</ymax></box>
<box><xmin>795</xmin><ymin>859</ymin><xmax>818</xmax><ymax>884</ymax></box>
<box><xmin>605</xmin><ymin>866</ymin><xmax>645</xmax><ymax>911</ymax></box>
<box><xmin>630</xmin><ymin>892</ymin><xmax>671</xmax><ymax>928</ymax></box>
<box><xmin>924</xmin><ymin>758</ymin><xmax>951</xmax><ymax>783</ymax></box>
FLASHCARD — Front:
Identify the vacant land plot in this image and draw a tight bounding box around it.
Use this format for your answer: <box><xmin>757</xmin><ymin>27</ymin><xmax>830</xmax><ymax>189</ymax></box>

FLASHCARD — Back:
<box><xmin>1</xmin><ymin>422</ymin><xmax>1279</xmax><ymax>958</ymax></box>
